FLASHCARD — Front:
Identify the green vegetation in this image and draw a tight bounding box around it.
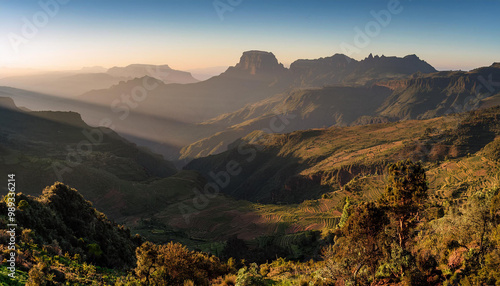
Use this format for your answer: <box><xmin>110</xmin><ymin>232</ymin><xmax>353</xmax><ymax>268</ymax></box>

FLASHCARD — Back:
<box><xmin>2</xmin><ymin>91</ymin><xmax>500</xmax><ymax>284</ymax></box>
<box><xmin>3</xmin><ymin>152</ymin><xmax>500</xmax><ymax>285</ymax></box>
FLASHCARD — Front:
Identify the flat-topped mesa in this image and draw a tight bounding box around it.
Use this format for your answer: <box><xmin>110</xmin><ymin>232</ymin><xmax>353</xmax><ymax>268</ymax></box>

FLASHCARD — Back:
<box><xmin>107</xmin><ymin>64</ymin><xmax>199</xmax><ymax>84</ymax></box>
<box><xmin>230</xmin><ymin>50</ymin><xmax>287</xmax><ymax>76</ymax></box>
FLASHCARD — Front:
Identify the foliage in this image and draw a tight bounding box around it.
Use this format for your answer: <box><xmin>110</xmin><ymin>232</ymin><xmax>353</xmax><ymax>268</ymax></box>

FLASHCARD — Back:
<box><xmin>135</xmin><ymin>241</ymin><xmax>228</xmax><ymax>285</ymax></box>
<box><xmin>323</xmin><ymin>202</ymin><xmax>388</xmax><ymax>284</ymax></box>
<box><xmin>236</xmin><ymin>263</ymin><xmax>270</xmax><ymax>286</ymax></box>
<box><xmin>483</xmin><ymin>138</ymin><xmax>500</xmax><ymax>162</ymax></box>
<box><xmin>2</xmin><ymin>153</ymin><xmax>500</xmax><ymax>285</ymax></box>
<box><xmin>337</xmin><ymin>197</ymin><xmax>351</xmax><ymax>228</ymax></box>
<box><xmin>382</xmin><ymin>160</ymin><xmax>428</xmax><ymax>248</ymax></box>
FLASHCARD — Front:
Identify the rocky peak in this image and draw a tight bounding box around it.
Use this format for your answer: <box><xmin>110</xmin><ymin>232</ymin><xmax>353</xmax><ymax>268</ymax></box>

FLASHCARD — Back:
<box><xmin>233</xmin><ymin>50</ymin><xmax>287</xmax><ymax>75</ymax></box>
<box><xmin>359</xmin><ymin>53</ymin><xmax>437</xmax><ymax>74</ymax></box>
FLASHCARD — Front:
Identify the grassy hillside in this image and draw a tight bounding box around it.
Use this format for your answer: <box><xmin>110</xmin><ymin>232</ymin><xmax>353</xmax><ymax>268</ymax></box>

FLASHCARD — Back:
<box><xmin>2</xmin><ymin>155</ymin><xmax>499</xmax><ymax>285</ymax></box>
<box><xmin>185</xmin><ymin>106</ymin><xmax>500</xmax><ymax>204</ymax></box>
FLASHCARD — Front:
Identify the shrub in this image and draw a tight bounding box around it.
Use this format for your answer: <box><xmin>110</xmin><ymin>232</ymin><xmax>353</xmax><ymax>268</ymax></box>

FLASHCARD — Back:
<box><xmin>483</xmin><ymin>138</ymin><xmax>500</xmax><ymax>162</ymax></box>
<box><xmin>135</xmin><ymin>241</ymin><xmax>228</xmax><ymax>285</ymax></box>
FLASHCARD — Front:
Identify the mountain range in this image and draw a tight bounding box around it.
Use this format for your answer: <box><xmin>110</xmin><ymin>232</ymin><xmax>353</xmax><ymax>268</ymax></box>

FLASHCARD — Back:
<box><xmin>179</xmin><ymin>60</ymin><xmax>500</xmax><ymax>161</ymax></box>
<box><xmin>0</xmin><ymin>64</ymin><xmax>199</xmax><ymax>97</ymax></box>
<box><xmin>71</xmin><ymin>51</ymin><xmax>442</xmax><ymax>160</ymax></box>
<box><xmin>2</xmin><ymin>49</ymin><xmax>500</xmax><ymax>285</ymax></box>
<box><xmin>4</xmin><ymin>51</ymin><xmax>499</xmax><ymax>164</ymax></box>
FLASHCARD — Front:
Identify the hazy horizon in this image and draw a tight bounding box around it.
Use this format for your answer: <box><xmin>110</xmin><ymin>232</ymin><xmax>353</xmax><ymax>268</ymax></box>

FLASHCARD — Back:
<box><xmin>1</xmin><ymin>0</ymin><xmax>499</xmax><ymax>73</ymax></box>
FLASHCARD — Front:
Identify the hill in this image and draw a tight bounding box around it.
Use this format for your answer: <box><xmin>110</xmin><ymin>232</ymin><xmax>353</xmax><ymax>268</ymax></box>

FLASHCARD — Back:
<box><xmin>1</xmin><ymin>183</ymin><xmax>139</xmax><ymax>269</ymax></box>
<box><xmin>179</xmin><ymin>85</ymin><xmax>393</xmax><ymax>160</ymax></box>
<box><xmin>185</xmin><ymin>105</ymin><xmax>500</xmax><ymax>204</ymax></box>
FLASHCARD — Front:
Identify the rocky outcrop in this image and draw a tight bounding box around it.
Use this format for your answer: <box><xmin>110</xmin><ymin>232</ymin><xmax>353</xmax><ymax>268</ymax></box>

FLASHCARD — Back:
<box><xmin>358</xmin><ymin>54</ymin><xmax>437</xmax><ymax>74</ymax></box>
<box><xmin>224</xmin><ymin>50</ymin><xmax>288</xmax><ymax>77</ymax></box>
<box><xmin>288</xmin><ymin>53</ymin><xmax>437</xmax><ymax>87</ymax></box>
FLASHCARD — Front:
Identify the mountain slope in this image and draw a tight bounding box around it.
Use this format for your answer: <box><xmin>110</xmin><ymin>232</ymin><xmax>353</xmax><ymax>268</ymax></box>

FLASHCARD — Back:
<box><xmin>180</xmin><ymin>85</ymin><xmax>393</xmax><ymax>160</ymax></box>
<box><xmin>0</xmin><ymin>97</ymin><xmax>177</xmax><ymax>214</ymax></box>
<box><xmin>185</xmin><ymin>105</ymin><xmax>500</xmax><ymax>203</ymax></box>
<box><xmin>0</xmin><ymin>97</ymin><xmax>331</xmax><ymax>247</ymax></box>
<box><xmin>0</xmin><ymin>72</ymin><xmax>126</xmax><ymax>97</ymax></box>
<box><xmin>1</xmin><ymin>182</ymin><xmax>139</xmax><ymax>268</ymax></box>
<box><xmin>377</xmin><ymin>63</ymin><xmax>500</xmax><ymax>119</ymax></box>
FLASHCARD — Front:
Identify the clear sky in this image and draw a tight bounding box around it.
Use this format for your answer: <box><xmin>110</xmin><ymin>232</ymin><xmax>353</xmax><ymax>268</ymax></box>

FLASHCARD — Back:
<box><xmin>0</xmin><ymin>0</ymin><xmax>499</xmax><ymax>71</ymax></box>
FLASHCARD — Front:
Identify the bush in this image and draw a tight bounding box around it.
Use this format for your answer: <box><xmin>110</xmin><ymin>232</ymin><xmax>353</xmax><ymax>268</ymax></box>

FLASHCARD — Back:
<box><xmin>483</xmin><ymin>138</ymin><xmax>500</xmax><ymax>162</ymax></box>
<box><xmin>135</xmin><ymin>241</ymin><xmax>228</xmax><ymax>285</ymax></box>
<box><xmin>235</xmin><ymin>263</ymin><xmax>268</xmax><ymax>286</ymax></box>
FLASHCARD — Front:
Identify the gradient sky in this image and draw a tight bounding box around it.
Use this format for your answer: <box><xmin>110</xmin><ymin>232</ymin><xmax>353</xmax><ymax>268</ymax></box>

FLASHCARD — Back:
<box><xmin>0</xmin><ymin>0</ymin><xmax>499</xmax><ymax>72</ymax></box>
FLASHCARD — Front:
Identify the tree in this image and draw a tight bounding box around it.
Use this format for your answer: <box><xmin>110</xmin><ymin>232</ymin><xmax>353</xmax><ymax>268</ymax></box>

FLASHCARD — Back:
<box><xmin>382</xmin><ymin>160</ymin><xmax>428</xmax><ymax>248</ymax></box>
<box><xmin>135</xmin><ymin>242</ymin><xmax>158</xmax><ymax>285</ymax></box>
<box><xmin>337</xmin><ymin>197</ymin><xmax>351</xmax><ymax>229</ymax></box>
<box><xmin>345</xmin><ymin>202</ymin><xmax>389</xmax><ymax>282</ymax></box>
<box><xmin>323</xmin><ymin>202</ymin><xmax>389</xmax><ymax>284</ymax></box>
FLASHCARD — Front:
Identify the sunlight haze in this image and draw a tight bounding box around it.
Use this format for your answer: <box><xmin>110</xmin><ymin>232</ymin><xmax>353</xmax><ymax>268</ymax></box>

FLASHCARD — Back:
<box><xmin>1</xmin><ymin>0</ymin><xmax>499</xmax><ymax>72</ymax></box>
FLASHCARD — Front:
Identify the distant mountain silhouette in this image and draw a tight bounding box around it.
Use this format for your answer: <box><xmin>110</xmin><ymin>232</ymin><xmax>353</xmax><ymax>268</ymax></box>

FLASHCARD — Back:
<box><xmin>224</xmin><ymin>50</ymin><xmax>288</xmax><ymax>77</ymax></box>
<box><xmin>0</xmin><ymin>64</ymin><xmax>199</xmax><ymax>96</ymax></box>
<box><xmin>290</xmin><ymin>53</ymin><xmax>437</xmax><ymax>87</ymax></box>
<box><xmin>107</xmin><ymin>64</ymin><xmax>199</xmax><ymax>84</ymax></box>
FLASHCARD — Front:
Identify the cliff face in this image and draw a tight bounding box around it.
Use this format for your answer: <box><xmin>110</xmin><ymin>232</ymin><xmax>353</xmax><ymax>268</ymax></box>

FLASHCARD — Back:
<box><xmin>356</xmin><ymin>54</ymin><xmax>437</xmax><ymax>74</ymax></box>
<box><xmin>223</xmin><ymin>50</ymin><xmax>288</xmax><ymax>79</ymax></box>
<box><xmin>377</xmin><ymin>65</ymin><xmax>500</xmax><ymax>119</ymax></box>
